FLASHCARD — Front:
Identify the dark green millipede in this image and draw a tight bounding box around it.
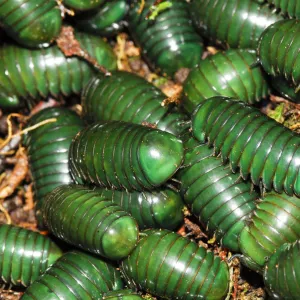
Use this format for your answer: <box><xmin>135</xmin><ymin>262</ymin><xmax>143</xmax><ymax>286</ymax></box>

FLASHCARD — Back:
<box><xmin>0</xmin><ymin>224</ymin><xmax>62</xmax><ymax>287</ymax></box>
<box><xmin>21</xmin><ymin>250</ymin><xmax>124</xmax><ymax>300</ymax></box>
<box><xmin>263</xmin><ymin>241</ymin><xmax>300</xmax><ymax>300</ymax></box>
<box><xmin>0</xmin><ymin>0</ymin><xmax>62</xmax><ymax>48</ymax></box>
<box><xmin>182</xmin><ymin>49</ymin><xmax>270</xmax><ymax>113</ymax></box>
<box><xmin>82</xmin><ymin>71</ymin><xmax>189</xmax><ymax>136</ymax></box>
<box><xmin>176</xmin><ymin>133</ymin><xmax>258</xmax><ymax>252</ymax></box>
<box><xmin>102</xmin><ymin>289</ymin><xmax>144</xmax><ymax>299</ymax></box>
<box><xmin>127</xmin><ymin>0</ymin><xmax>203</xmax><ymax>76</ymax></box>
<box><xmin>121</xmin><ymin>229</ymin><xmax>229</xmax><ymax>300</ymax></box>
<box><xmin>41</xmin><ymin>184</ymin><xmax>139</xmax><ymax>260</ymax></box>
<box><xmin>0</xmin><ymin>31</ymin><xmax>117</xmax><ymax>109</ymax></box>
<box><xmin>258</xmin><ymin>19</ymin><xmax>300</xmax><ymax>96</ymax></box>
<box><xmin>239</xmin><ymin>192</ymin><xmax>300</xmax><ymax>272</ymax></box>
<box><xmin>189</xmin><ymin>0</ymin><xmax>283</xmax><ymax>50</ymax></box>
<box><xmin>63</xmin><ymin>0</ymin><xmax>105</xmax><ymax>11</ymax></box>
<box><xmin>23</xmin><ymin>107</ymin><xmax>84</xmax><ymax>226</ymax></box>
<box><xmin>95</xmin><ymin>188</ymin><xmax>184</xmax><ymax>230</ymax></box>
<box><xmin>69</xmin><ymin>121</ymin><xmax>184</xmax><ymax>191</ymax></box>
<box><xmin>192</xmin><ymin>97</ymin><xmax>300</xmax><ymax>197</ymax></box>
<box><xmin>74</xmin><ymin>0</ymin><xmax>128</xmax><ymax>37</ymax></box>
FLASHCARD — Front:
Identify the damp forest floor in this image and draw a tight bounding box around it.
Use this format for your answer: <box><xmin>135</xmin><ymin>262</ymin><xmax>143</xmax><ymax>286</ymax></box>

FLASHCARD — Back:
<box><xmin>0</xmin><ymin>31</ymin><xmax>299</xmax><ymax>300</ymax></box>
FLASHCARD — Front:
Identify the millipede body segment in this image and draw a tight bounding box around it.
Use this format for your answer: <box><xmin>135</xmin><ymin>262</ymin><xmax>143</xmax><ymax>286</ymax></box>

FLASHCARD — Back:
<box><xmin>192</xmin><ymin>97</ymin><xmax>300</xmax><ymax>196</ymax></box>
<box><xmin>82</xmin><ymin>71</ymin><xmax>189</xmax><ymax>136</ymax></box>
<box><xmin>69</xmin><ymin>121</ymin><xmax>184</xmax><ymax>192</ymax></box>
<box><xmin>0</xmin><ymin>224</ymin><xmax>62</xmax><ymax>287</ymax></box>
<box><xmin>121</xmin><ymin>229</ymin><xmax>229</xmax><ymax>300</ymax></box>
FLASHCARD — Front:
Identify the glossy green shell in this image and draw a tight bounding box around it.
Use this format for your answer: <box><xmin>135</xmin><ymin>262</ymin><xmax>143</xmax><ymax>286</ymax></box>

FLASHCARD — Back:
<box><xmin>271</xmin><ymin>76</ymin><xmax>300</xmax><ymax>103</ymax></box>
<box><xmin>0</xmin><ymin>32</ymin><xmax>117</xmax><ymax>109</ymax></box>
<box><xmin>41</xmin><ymin>184</ymin><xmax>139</xmax><ymax>260</ymax></box>
<box><xmin>192</xmin><ymin>97</ymin><xmax>300</xmax><ymax>197</ymax></box>
<box><xmin>69</xmin><ymin>121</ymin><xmax>184</xmax><ymax>191</ymax></box>
<box><xmin>82</xmin><ymin>71</ymin><xmax>189</xmax><ymax>136</ymax></box>
<box><xmin>0</xmin><ymin>0</ymin><xmax>62</xmax><ymax>48</ymax></box>
<box><xmin>177</xmin><ymin>134</ymin><xmax>257</xmax><ymax>252</ymax></box>
<box><xmin>121</xmin><ymin>229</ymin><xmax>229</xmax><ymax>300</ymax></box>
<box><xmin>24</xmin><ymin>107</ymin><xmax>84</xmax><ymax>226</ymax></box>
<box><xmin>63</xmin><ymin>0</ymin><xmax>104</xmax><ymax>11</ymax></box>
<box><xmin>102</xmin><ymin>289</ymin><xmax>144</xmax><ymax>299</ymax></box>
<box><xmin>0</xmin><ymin>224</ymin><xmax>62</xmax><ymax>287</ymax></box>
<box><xmin>189</xmin><ymin>0</ymin><xmax>282</xmax><ymax>50</ymax></box>
<box><xmin>263</xmin><ymin>241</ymin><xmax>300</xmax><ymax>300</ymax></box>
<box><xmin>183</xmin><ymin>49</ymin><xmax>269</xmax><ymax>113</ymax></box>
<box><xmin>258</xmin><ymin>19</ymin><xmax>300</xmax><ymax>93</ymax></box>
<box><xmin>128</xmin><ymin>0</ymin><xmax>203</xmax><ymax>76</ymax></box>
<box><xmin>74</xmin><ymin>0</ymin><xmax>128</xmax><ymax>37</ymax></box>
<box><xmin>266</xmin><ymin>0</ymin><xmax>300</xmax><ymax>18</ymax></box>
<box><xmin>239</xmin><ymin>192</ymin><xmax>300</xmax><ymax>272</ymax></box>
<box><xmin>21</xmin><ymin>250</ymin><xmax>124</xmax><ymax>300</ymax></box>
<box><xmin>95</xmin><ymin>188</ymin><xmax>184</xmax><ymax>230</ymax></box>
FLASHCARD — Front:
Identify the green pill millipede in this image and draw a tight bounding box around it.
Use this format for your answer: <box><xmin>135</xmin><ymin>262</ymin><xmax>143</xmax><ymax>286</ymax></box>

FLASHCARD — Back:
<box><xmin>23</xmin><ymin>107</ymin><xmax>84</xmax><ymax>226</ymax></box>
<box><xmin>189</xmin><ymin>0</ymin><xmax>283</xmax><ymax>50</ymax></box>
<box><xmin>0</xmin><ymin>31</ymin><xmax>117</xmax><ymax>109</ymax></box>
<box><xmin>177</xmin><ymin>133</ymin><xmax>257</xmax><ymax>252</ymax></box>
<box><xmin>102</xmin><ymin>289</ymin><xmax>144</xmax><ymax>299</ymax></box>
<box><xmin>182</xmin><ymin>49</ymin><xmax>269</xmax><ymax>113</ymax></box>
<box><xmin>121</xmin><ymin>229</ymin><xmax>229</xmax><ymax>300</ymax></box>
<box><xmin>63</xmin><ymin>0</ymin><xmax>105</xmax><ymax>11</ymax></box>
<box><xmin>0</xmin><ymin>224</ymin><xmax>62</xmax><ymax>287</ymax></box>
<box><xmin>192</xmin><ymin>97</ymin><xmax>300</xmax><ymax>197</ymax></box>
<box><xmin>258</xmin><ymin>19</ymin><xmax>300</xmax><ymax>95</ymax></box>
<box><xmin>41</xmin><ymin>184</ymin><xmax>139</xmax><ymax>260</ymax></box>
<box><xmin>95</xmin><ymin>188</ymin><xmax>184</xmax><ymax>230</ymax></box>
<box><xmin>0</xmin><ymin>0</ymin><xmax>62</xmax><ymax>48</ymax></box>
<box><xmin>21</xmin><ymin>250</ymin><xmax>124</xmax><ymax>299</ymax></box>
<box><xmin>239</xmin><ymin>192</ymin><xmax>300</xmax><ymax>272</ymax></box>
<box><xmin>82</xmin><ymin>71</ymin><xmax>189</xmax><ymax>136</ymax></box>
<box><xmin>263</xmin><ymin>240</ymin><xmax>300</xmax><ymax>300</ymax></box>
<box><xmin>74</xmin><ymin>0</ymin><xmax>128</xmax><ymax>37</ymax></box>
<box><xmin>128</xmin><ymin>0</ymin><xmax>203</xmax><ymax>76</ymax></box>
<box><xmin>69</xmin><ymin>121</ymin><xmax>184</xmax><ymax>191</ymax></box>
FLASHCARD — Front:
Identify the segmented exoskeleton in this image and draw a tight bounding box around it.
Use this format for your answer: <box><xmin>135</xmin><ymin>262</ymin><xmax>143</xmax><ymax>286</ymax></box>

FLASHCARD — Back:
<box><xmin>121</xmin><ymin>229</ymin><xmax>229</xmax><ymax>300</ymax></box>
<box><xmin>82</xmin><ymin>71</ymin><xmax>189</xmax><ymax>136</ymax></box>
<box><xmin>183</xmin><ymin>49</ymin><xmax>269</xmax><ymax>113</ymax></box>
<box><xmin>128</xmin><ymin>0</ymin><xmax>203</xmax><ymax>76</ymax></box>
<box><xmin>63</xmin><ymin>0</ymin><xmax>104</xmax><ymax>11</ymax></box>
<box><xmin>177</xmin><ymin>133</ymin><xmax>258</xmax><ymax>252</ymax></box>
<box><xmin>41</xmin><ymin>184</ymin><xmax>139</xmax><ymax>260</ymax></box>
<box><xmin>192</xmin><ymin>97</ymin><xmax>300</xmax><ymax>196</ymax></box>
<box><xmin>263</xmin><ymin>240</ymin><xmax>300</xmax><ymax>300</ymax></box>
<box><xmin>96</xmin><ymin>188</ymin><xmax>184</xmax><ymax>230</ymax></box>
<box><xmin>69</xmin><ymin>121</ymin><xmax>184</xmax><ymax>191</ymax></box>
<box><xmin>21</xmin><ymin>250</ymin><xmax>124</xmax><ymax>300</ymax></box>
<box><xmin>189</xmin><ymin>0</ymin><xmax>282</xmax><ymax>50</ymax></box>
<box><xmin>24</xmin><ymin>107</ymin><xmax>84</xmax><ymax>226</ymax></box>
<box><xmin>271</xmin><ymin>76</ymin><xmax>300</xmax><ymax>103</ymax></box>
<box><xmin>74</xmin><ymin>0</ymin><xmax>128</xmax><ymax>36</ymax></box>
<box><xmin>0</xmin><ymin>0</ymin><xmax>62</xmax><ymax>48</ymax></box>
<box><xmin>0</xmin><ymin>224</ymin><xmax>62</xmax><ymax>287</ymax></box>
<box><xmin>263</xmin><ymin>0</ymin><xmax>300</xmax><ymax>18</ymax></box>
<box><xmin>102</xmin><ymin>289</ymin><xmax>144</xmax><ymax>299</ymax></box>
<box><xmin>258</xmin><ymin>19</ymin><xmax>300</xmax><ymax>96</ymax></box>
<box><xmin>239</xmin><ymin>192</ymin><xmax>300</xmax><ymax>272</ymax></box>
<box><xmin>0</xmin><ymin>32</ymin><xmax>117</xmax><ymax>109</ymax></box>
